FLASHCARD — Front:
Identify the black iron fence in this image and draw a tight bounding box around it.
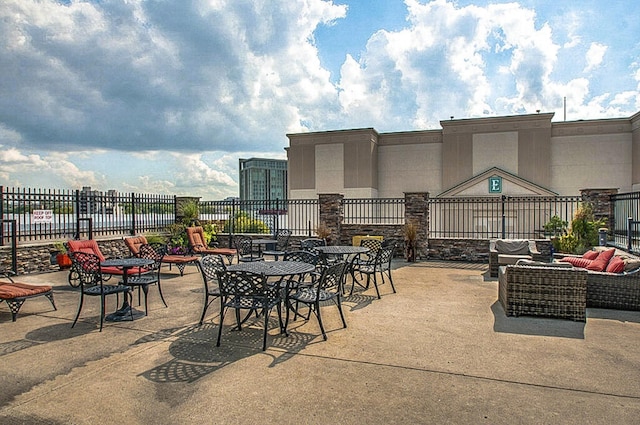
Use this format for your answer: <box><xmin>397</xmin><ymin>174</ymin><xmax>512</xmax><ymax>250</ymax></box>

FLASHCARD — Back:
<box><xmin>0</xmin><ymin>186</ymin><xmax>175</xmax><ymax>245</ymax></box>
<box><xmin>3</xmin><ymin>185</ymin><xmax>640</xmax><ymax>251</ymax></box>
<box><xmin>343</xmin><ymin>198</ymin><xmax>404</xmax><ymax>225</ymax></box>
<box><xmin>199</xmin><ymin>198</ymin><xmax>319</xmax><ymax>236</ymax></box>
<box><xmin>611</xmin><ymin>192</ymin><xmax>640</xmax><ymax>252</ymax></box>
<box><xmin>428</xmin><ymin>195</ymin><xmax>583</xmax><ymax>239</ymax></box>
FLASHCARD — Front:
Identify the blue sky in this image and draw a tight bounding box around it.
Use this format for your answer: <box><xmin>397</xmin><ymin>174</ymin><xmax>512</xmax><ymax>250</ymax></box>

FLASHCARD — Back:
<box><xmin>1</xmin><ymin>0</ymin><xmax>638</xmax><ymax>199</ymax></box>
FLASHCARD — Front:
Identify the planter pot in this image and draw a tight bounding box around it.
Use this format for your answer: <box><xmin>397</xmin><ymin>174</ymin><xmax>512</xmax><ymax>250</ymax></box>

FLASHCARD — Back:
<box><xmin>405</xmin><ymin>242</ymin><xmax>416</xmax><ymax>262</ymax></box>
<box><xmin>56</xmin><ymin>253</ymin><xmax>72</xmax><ymax>269</ymax></box>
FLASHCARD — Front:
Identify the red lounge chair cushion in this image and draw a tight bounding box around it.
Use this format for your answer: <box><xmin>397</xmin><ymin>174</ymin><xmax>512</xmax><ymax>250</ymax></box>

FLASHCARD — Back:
<box><xmin>67</xmin><ymin>240</ymin><xmax>107</xmax><ymax>262</ymax></box>
<box><xmin>0</xmin><ymin>282</ymin><xmax>52</xmax><ymax>299</ymax></box>
<box><xmin>124</xmin><ymin>236</ymin><xmax>148</xmax><ymax>256</ymax></box>
<box><xmin>162</xmin><ymin>255</ymin><xmax>198</xmax><ymax>264</ymax></box>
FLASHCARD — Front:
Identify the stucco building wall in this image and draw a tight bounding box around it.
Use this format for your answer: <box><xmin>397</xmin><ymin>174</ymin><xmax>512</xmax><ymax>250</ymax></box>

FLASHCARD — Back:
<box><xmin>286</xmin><ymin>111</ymin><xmax>640</xmax><ymax>198</ymax></box>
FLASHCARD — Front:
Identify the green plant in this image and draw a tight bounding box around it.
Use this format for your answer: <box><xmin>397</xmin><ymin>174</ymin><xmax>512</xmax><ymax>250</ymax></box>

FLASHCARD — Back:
<box><xmin>53</xmin><ymin>241</ymin><xmax>67</xmax><ymax>254</ymax></box>
<box><xmin>223</xmin><ymin>211</ymin><xmax>270</xmax><ymax>234</ymax></box>
<box><xmin>144</xmin><ymin>233</ymin><xmax>167</xmax><ymax>245</ymax></box>
<box><xmin>166</xmin><ymin>223</ymin><xmax>188</xmax><ymax>253</ymax></box>
<box><xmin>543</xmin><ymin>215</ymin><xmax>568</xmax><ymax>236</ymax></box>
<box><xmin>202</xmin><ymin>223</ymin><xmax>218</xmax><ymax>245</ymax></box>
<box><xmin>553</xmin><ymin>203</ymin><xmax>606</xmax><ymax>254</ymax></box>
<box><xmin>180</xmin><ymin>200</ymin><xmax>200</xmax><ymax>226</ymax></box>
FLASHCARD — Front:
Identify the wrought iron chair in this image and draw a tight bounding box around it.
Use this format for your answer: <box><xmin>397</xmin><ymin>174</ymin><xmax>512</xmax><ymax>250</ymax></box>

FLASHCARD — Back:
<box><xmin>350</xmin><ymin>244</ymin><xmax>397</xmax><ymax>299</ymax></box>
<box><xmin>285</xmin><ymin>261</ymin><xmax>348</xmax><ymax>340</ymax></box>
<box><xmin>234</xmin><ymin>236</ymin><xmax>265</xmax><ymax>262</ymax></box>
<box><xmin>262</xmin><ymin>229</ymin><xmax>292</xmax><ymax>260</ymax></box>
<box><xmin>300</xmin><ymin>237</ymin><xmax>326</xmax><ymax>256</ymax></box>
<box><xmin>124</xmin><ymin>244</ymin><xmax>167</xmax><ymax>315</ymax></box>
<box><xmin>69</xmin><ymin>251</ymin><xmax>132</xmax><ymax>331</ymax></box>
<box><xmin>197</xmin><ymin>254</ymin><xmax>227</xmax><ymax>325</ymax></box>
<box><xmin>215</xmin><ymin>269</ymin><xmax>283</xmax><ymax>351</ymax></box>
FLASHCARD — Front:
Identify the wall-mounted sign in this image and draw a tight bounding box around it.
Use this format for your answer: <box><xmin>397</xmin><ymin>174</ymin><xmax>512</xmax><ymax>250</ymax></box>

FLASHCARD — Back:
<box><xmin>489</xmin><ymin>176</ymin><xmax>502</xmax><ymax>194</ymax></box>
<box><xmin>32</xmin><ymin>209</ymin><xmax>54</xmax><ymax>223</ymax></box>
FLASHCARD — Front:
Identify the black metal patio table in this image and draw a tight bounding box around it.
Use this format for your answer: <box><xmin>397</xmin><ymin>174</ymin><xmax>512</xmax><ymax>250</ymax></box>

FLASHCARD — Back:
<box><xmin>315</xmin><ymin>245</ymin><xmax>369</xmax><ymax>293</ymax></box>
<box><xmin>226</xmin><ymin>260</ymin><xmax>316</xmax><ymax>334</ymax></box>
<box><xmin>227</xmin><ymin>260</ymin><xmax>314</xmax><ymax>277</ymax></box>
<box><xmin>251</xmin><ymin>238</ymin><xmax>278</xmax><ymax>256</ymax></box>
<box><xmin>100</xmin><ymin>257</ymin><xmax>153</xmax><ymax>322</ymax></box>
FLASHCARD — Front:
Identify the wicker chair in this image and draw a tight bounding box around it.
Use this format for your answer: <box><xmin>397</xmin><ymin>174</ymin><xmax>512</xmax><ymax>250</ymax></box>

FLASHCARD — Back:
<box><xmin>498</xmin><ymin>264</ymin><xmax>588</xmax><ymax>321</ymax></box>
<box><xmin>489</xmin><ymin>239</ymin><xmax>545</xmax><ymax>277</ymax></box>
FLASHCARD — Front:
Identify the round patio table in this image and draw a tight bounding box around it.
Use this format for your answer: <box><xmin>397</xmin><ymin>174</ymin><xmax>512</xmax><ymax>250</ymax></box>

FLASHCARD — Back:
<box><xmin>101</xmin><ymin>257</ymin><xmax>153</xmax><ymax>322</ymax></box>
<box><xmin>227</xmin><ymin>260</ymin><xmax>314</xmax><ymax>277</ymax></box>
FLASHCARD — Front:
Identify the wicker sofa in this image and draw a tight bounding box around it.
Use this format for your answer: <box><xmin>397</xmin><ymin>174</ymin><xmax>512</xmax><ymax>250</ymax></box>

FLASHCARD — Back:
<box><xmin>555</xmin><ymin>247</ymin><xmax>640</xmax><ymax>312</ymax></box>
<box><xmin>499</xmin><ymin>264</ymin><xmax>588</xmax><ymax>321</ymax></box>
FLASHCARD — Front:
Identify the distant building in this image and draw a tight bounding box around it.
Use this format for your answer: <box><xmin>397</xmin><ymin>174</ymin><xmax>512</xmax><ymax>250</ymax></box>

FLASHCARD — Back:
<box><xmin>238</xmin><ymin>158</ymin><xmax>288</xmax><ymax>202</ymax></box>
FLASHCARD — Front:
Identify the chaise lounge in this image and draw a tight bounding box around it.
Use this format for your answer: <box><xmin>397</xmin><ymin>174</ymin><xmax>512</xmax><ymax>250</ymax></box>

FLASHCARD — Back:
<box><xmin>1</xmin><ymin>272</ymin><xmax>56</xmax><ymax>321</ymax></box>
<box><xmin>124</xmin><ymin>236</ymin><xmax>198</xmax><ymax>276</ymax></box>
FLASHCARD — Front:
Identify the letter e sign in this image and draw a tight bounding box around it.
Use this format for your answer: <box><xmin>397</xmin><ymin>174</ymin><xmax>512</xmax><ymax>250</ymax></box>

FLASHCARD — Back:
<box><xmin>489</xmin><ymin>176</ymin><xmax>502</xmax><ymax>193</ymax></box>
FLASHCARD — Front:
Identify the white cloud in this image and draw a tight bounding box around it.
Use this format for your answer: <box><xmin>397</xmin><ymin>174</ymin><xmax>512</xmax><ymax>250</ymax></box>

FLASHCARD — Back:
<box><xmin>0</xmin><ymin>0</ymin><xmax>637</xmax><ymax>199</ymax></box>
<box><xmin>584</xmin><ymin>42</ymin><xmax>607</xmax><ymax>73</ymax></box>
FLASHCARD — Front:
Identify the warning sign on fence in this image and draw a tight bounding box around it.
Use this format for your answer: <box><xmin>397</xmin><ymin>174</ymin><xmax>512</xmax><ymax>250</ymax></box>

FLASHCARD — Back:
<box><xmin>32</xmin><ymin>209</ymin><xmax>54</xmax><ymax>224</ymax></box>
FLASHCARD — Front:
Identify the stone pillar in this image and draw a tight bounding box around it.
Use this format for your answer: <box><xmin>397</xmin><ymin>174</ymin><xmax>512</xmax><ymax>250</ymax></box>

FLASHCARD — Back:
<box><xmin>318</xmin><ymin>193</ymin><xmax>343</xmax><ymax>245</ymax></box>
<box><xmin>405</xmin><ymin>192</ymin><xmax>429</xmax><ymax>260</ymax></box>
<box><xmin>580</xmin><ymin>188</ymin><xmax>618</xmax><ymax>230</ymax></box>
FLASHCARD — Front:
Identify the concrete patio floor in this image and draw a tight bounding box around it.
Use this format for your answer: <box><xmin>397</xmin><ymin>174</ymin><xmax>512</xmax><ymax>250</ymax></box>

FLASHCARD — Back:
<box><xmin>1</xmin><ymin>260</ymin><xmax>639</xmax><ymax>424</ymax></box>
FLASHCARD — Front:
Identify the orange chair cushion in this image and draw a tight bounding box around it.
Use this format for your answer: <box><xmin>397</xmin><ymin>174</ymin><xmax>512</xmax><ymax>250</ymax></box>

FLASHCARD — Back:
<box><xmin>124</xmin><ymin>236</ymin><xmax>148</xmax><ymax>256</ymax></box>
<box><xmin>0</xmin><ymin>282</ymin><xmax>52</xmax><ymax>299</ymax></box>
<box><xmin>67</xmin><ymin>240</ymin><xmax>106</xmax><ymax>262</ymax></box>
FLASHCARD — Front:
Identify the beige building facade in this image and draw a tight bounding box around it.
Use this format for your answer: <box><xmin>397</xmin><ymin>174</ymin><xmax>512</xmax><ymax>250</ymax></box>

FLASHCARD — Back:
<box><xmin>286</xmin><ymin>111</ymin><xmax>640</xmax><ymax>199</ymax></box>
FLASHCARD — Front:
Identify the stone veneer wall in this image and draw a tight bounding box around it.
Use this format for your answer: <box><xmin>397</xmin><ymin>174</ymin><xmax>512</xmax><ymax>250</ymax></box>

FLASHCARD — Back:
<box><xmin>581</xmin><ymin>188</ymin><xmax>618</xmax><ymax>236</ymax></box>
<box><xmin>427</xmin><ymin>238</ymin><xmax>553</xmax><ymax>262</ymax></box>
<box><xmin>0</xmin><ymin>239</ymin><xmax>132</xmax><ymax>275</ymax></box>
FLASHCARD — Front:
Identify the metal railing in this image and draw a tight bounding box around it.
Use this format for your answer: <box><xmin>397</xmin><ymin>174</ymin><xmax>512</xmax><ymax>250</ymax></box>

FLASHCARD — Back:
<box><xmin>428</xmin><ymin>195</ymin><xmax>583</xmax><ymax>239</ymax></box>
<box><xmin>611</xmin><ymin>192</ymin><xmax>640</xmax><ymax>252</ymax></box>
<box><xmin>4</xmin><ymin>184</ymin><xmax>640</xmax><ymax>252</ymax></box>
<box><xmin>343</xmin><ymin>198</ymin><xmax>405</xmax><ymax>225</ymax></box>
<box><xmin>1</xmin><ymin>186</ymin><xmax>175</xmax><ymax>245</ymax></box>
<box><xmin>199</xmin><ymin>198</ymin><xmax>320</xmax><ymax>236</ymax></box>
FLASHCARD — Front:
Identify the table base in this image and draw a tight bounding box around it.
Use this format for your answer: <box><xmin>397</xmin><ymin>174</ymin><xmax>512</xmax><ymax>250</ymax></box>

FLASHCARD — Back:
<box><xmin>105</xmin><ymin>305</ymin><xmax>145</xmax><ymax>322</ymax></box>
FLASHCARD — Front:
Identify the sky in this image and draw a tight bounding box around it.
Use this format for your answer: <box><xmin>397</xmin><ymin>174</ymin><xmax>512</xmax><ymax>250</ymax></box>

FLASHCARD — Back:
<box><xmin>1</xmin><ymin>0</ymin><xmax>639</xmax><ymax>200</ymax></box>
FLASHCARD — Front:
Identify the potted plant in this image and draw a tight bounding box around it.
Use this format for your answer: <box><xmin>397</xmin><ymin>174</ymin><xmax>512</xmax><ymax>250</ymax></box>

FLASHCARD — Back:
<box><xmin>53</xmin><ymin>242</ymin><xmax>72</xmax><ymax>269</ymax></box>
<box><xmin>314</xmin><ymin>222</ymin><xmax>332</xmax><ymax>244</ymax></box>
<box><xmin>403</xmin><ymin>221</ymin><xmax>418</xmax><ymax>262</ymax></box>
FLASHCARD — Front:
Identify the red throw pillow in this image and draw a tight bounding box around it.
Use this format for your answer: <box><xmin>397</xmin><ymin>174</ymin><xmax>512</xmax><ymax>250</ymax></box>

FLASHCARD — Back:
<box><xmin>586</xmin><ymin>248</ymin><xmax>616</xmax><ymax>271</ymax></box>
<box><xmin>582</xmin><ymin>250</ymin><xmax>599</xmax><ymax>260</ymax></box>
<box><xmin>559</xmin><ymin>257</ymin><xmax>592</xmax><ymax>268</ymax></box>
<box><xmin>606</xmin><ymin>256</ymin><xmax>625</xmax><ymax>273</ymax></box>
